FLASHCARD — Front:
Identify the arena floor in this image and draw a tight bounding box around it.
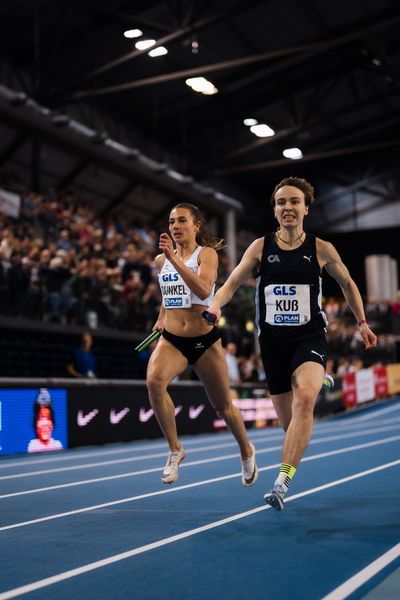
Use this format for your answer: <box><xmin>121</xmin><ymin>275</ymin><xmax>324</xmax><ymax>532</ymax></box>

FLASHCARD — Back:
<box><xmin>0</xmin><ymin>398</ymin><xmax>399</xmax><ymax>600</ymax></box>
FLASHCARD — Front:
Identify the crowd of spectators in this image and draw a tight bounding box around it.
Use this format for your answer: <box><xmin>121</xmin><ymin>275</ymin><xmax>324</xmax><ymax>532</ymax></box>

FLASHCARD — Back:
<box><xmin>0</xmin><ymin>176</ymin><xmax>398</xmax><ymax>382</ymax></box>
<box><xmin>0</xmin><ymin>179</ymin><xmax>162</xmax><ymax>332</ymax></box>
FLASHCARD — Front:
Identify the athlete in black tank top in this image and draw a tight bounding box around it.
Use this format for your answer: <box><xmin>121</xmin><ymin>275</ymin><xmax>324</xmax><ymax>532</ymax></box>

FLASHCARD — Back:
<box><xmin>256</xmin><ymin>232</ymin><xmax>326</xmax><ymax>342</ymax></box>
<box><xmin>206</xmin><ymin>177</ymin><xmax>377</xmax><ymax>511</ymax></box>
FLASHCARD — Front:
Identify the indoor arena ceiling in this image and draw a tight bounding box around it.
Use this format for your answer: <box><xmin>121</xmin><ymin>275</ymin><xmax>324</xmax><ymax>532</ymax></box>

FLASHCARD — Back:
<box><xmin>0</xmin><ymin>0</ymin><xmax>400</xmax><ymax>234</ymax></box>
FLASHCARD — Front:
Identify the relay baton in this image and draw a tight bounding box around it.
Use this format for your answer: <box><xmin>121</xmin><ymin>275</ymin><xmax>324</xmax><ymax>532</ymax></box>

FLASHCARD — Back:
<box><xmin>134</xmin><ymin>330</ymin><xmax>161</xmax><ymax>352</ymax></box>
<box><xmin>201</xmin><ymin>310</ymin><xmax>217</xmax><ymax>324</ymax></box>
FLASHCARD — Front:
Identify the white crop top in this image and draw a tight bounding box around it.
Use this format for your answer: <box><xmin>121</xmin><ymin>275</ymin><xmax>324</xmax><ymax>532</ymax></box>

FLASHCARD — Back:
<box><xmin>158</xmin><ymin>246</ymin><xmax>215</xmax><ymax>309</ymax></box>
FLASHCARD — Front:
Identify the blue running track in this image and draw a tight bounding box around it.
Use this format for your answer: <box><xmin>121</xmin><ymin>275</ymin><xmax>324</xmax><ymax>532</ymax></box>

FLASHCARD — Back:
<box><xmin>0</xmin><ymin>398</ymin><xmax>399</xmax><ymax>600</ymax></box>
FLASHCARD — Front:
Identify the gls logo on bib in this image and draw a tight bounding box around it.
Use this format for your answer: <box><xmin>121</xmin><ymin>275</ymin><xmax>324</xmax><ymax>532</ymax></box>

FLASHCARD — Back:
<box><xmin>162</xmin><ymin>273</ymin><xmax>179</xmax><ymax>282</ymax></box>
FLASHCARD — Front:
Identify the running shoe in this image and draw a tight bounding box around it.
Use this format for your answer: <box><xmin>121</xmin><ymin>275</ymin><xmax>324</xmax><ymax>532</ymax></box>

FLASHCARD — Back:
<box><xmin>264</xmin><ymin>484</ymin><xmax>285</xmax><ymax>511</ymax></box>
<box><xmin>322</xmin><ymin>373</ymin><xmax>334</xmax><ymax>390</ymax></box>
<box><xmin>241</xmin><ymin>442</ymin><xmax>258</xmax><ymax>486</ymax></box>
<box><xmin>161</xmin><ymin>447</ymin><xmax>186</xmax><ymax>484</ymax></box>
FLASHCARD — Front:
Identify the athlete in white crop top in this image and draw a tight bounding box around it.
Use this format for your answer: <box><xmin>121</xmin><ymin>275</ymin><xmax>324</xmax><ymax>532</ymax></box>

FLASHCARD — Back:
<box><xmin>146</xmin><ymin>202</ymin><xmax>258</xmax><ymax>486</ymax></box>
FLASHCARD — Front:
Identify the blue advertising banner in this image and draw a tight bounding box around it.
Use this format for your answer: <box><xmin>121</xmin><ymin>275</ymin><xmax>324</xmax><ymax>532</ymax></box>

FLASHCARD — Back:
<box><xmin>0</xmin><ymin>388</ymin><xmax>68</xmax><ymax>455</ymax></box>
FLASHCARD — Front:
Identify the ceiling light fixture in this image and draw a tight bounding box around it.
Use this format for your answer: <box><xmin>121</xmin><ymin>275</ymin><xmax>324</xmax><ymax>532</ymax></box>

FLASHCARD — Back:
<box><xmin>135</xmin><ymin>39</ymin><xmax>156</xmax><ymax>51</ymax></box>
<box><xmin>185</xmin><ymin>77</ymin><xmax>218</xmax><ymax>95</ymax></box>
<box><xmin>124</xmin><ymin>29</ymin><xmax>143</xmax><ymax>39</ymax></box>
<box><xmin>148</xmin><ymin>46</ymin><xmax>168</xmax><ymax>58</ymax></box>
<box><xmin>283</xmin><ymin>147</ymin><xmax>303</xmax><ymax>159</ymax></box>
<box><xmin>250</xmin><ymin>123</ymin><xmax>275</xmax><ymax>137</ymax></box>
<box><xmin>243</xmin><ymin>118</ymin><xmax>258</xmax><ymax>126</ymax></box>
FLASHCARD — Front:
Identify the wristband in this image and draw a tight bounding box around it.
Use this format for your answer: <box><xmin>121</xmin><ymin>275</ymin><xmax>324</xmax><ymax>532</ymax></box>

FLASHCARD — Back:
<box><xmin>358</xmin><ymin>319</ymin><xmax>367</xmax><ymax>326</ymax></box>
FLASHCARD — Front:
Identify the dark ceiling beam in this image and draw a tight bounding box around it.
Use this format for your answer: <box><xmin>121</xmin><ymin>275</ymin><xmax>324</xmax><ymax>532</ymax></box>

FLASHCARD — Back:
<box><xmin>0</xmin><ymin>92</ymin><xmax>239</xmax><ymax>214</ymax></box>
<box><xmin>214</xmin><ymin>138</ymin><xmax>400</xmax><ymax>175</ymax></box>
<box><xmin>219</xmin><ymin>75</ymin><xmax>343</xmax><ymax>163</ymax></box>
<box><xmin>63</xmin><ymin>0</ymin><xmax>269</xmax><ymax>96</ymax></box>
<box><xmin>97</xmin><ymin>3</ymin><xmax>173</xmax><ymax>33</ymax></box>
<box><xmin>317</xmin><ymin>170</ymin><xmax>398</xmax><ymax>206</ymax></box>
<box><xmin>0</xmin><ymin>132</ymin><xmax>29</xmax><ymax>167</ymax></box>
<box><xmin>194</xmin><ymin>80</ymin><xmax>400</xmax><ymax>174</ymax></box>
<box><xmin>56</xmin><ymin>157</ymin><xmax>91</xmax><ymax>191</ymax></box>
<box><xmin>314</xmin><ymin>109</ymin><xmax>400</xmax><ymax>154</ymax></box>
<box><xmin>73</xmin><ymin>15</ymin><xmax>398</xmax><ymax>100</ymax></box>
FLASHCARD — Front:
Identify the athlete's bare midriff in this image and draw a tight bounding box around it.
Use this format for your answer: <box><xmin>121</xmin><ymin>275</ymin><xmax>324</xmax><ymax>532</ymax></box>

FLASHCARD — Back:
<box><xmin>163</xmin><ymin>304</ymin><xmax>213</xmax><ymax>337</ymax></box>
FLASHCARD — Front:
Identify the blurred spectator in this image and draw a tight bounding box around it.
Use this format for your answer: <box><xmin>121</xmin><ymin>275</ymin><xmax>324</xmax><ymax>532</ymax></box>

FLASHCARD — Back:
<box><xmin>67</xmin><ymin>331</ymin><xmax>96</xmax><ymax>378</ymax></box>
<box><xmin>225</xmin><ymin>342</ymin><xmax>241</xmax><ymax>386</ymax></box>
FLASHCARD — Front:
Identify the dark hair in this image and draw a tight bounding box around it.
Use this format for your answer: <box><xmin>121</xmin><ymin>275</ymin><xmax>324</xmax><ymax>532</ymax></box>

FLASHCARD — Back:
<box><xmin>33</xmin><ymin>388</ymin><xmax>55</xmax><ymax>428</ymax></box>
<box><xmin>271</xmin><ymin>177</ymin><xmax>315</xmax><ymax>207</ymax></box>
<box><xmin>172</xmin><ymin>203</ymin><xmax>225</xmax><ymax>251</ymax></box>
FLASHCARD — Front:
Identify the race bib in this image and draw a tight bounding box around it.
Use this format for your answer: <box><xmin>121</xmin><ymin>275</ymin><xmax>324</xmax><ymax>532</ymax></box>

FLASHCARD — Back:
<box><xmin>159</xmin><ymin>271</ymin><xmax>192</xmax><ymax>309</ymax></box>
<box><xmin>265</xmin><ymin>284</ymin><xmax>310</xmax><ymax>326</ymax></box>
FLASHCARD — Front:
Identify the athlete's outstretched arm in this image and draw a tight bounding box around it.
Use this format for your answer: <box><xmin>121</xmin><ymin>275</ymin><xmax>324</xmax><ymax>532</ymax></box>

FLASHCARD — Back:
<box><xmin>207</xmin><ymin>238</ymin><xmax>263</xmax><ymax>323</ymax></box>
<box><xmin>317</xmin><ymin>239</ymin><xmax>377</xmax><ymax>349</ymax></box>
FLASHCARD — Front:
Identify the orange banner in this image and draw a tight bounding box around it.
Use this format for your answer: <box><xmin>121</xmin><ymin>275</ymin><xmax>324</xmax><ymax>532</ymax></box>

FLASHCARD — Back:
<box><xmin>386</xmin><ymin>363</ymin><xmax>400</xmax><ymax>395</ymax></box>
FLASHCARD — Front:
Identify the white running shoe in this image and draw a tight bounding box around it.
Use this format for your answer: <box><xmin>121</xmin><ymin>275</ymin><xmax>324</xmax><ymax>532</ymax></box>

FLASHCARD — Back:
<box><xmin>241</xmin><ymin>442</ymin><xmax>258</xmax><ymax>486</ymax></box>
<box><xmin>161</xmin><ymin>447</ymin><xmax>186</xmax><ymax>484</ymax></box>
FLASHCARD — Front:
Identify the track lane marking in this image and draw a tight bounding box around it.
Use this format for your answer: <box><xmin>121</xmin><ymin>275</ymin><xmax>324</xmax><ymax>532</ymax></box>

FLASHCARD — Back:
<box><xmin>0</xmin><ymin>422</ymin><xmax>398</xmax><ymax>483</ymax></box>
<box><xmin>0</xmin><ymin>459</ymin><xmax>398</xmax><ymax>600</ymax></box>
<box><xmin>1</xmin><ymin>434</ymin><xmax>399</xmax><ymax>531</ymax></box>
<box><xmin>0</xmin><ymin>400</ymin><xmax>398</xmax><ymax>470</ymax></box>
<box><xmin>321</xmin><ymin>542</ymin><xmax>400</xmax><ymax>599</ymax></box>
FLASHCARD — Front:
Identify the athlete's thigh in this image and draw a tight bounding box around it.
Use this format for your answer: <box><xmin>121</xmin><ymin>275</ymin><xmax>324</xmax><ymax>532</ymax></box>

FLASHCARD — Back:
<box><xmin>194</xmin><ymin>339</ymin><xmax>231</xmax><ymax>411</ymax></box>
<box><xmin>147</xmin><ymin>337</ymin><xmax>188</xmax><ymax>384</ymax></box>
<box><xmin>292</xmin><ymin>361</ymin><xmax>325</xmax><ymax>397</ymax></box>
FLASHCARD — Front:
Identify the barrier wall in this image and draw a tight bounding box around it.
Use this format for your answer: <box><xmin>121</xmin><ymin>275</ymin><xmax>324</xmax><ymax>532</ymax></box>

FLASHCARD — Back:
<box><xmin>0</xmin><ymin>379</ymin><xmax>275</xmax><ymax>456</ymax></box>
<box><xmin>1</xmin><ymin>366</ymin><xmax>399</xmax><ymax>456</ymax></box>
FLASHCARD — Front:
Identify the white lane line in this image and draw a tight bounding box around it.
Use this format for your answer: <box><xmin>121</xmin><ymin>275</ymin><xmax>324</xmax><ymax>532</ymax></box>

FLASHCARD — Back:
<box><xmin>0</xmin><ymin>459</ymin><xmax>398</xmax><ymax>600</ymax></box>
<box><xmin>1</xmin><ymin>421</ymin><xmax>399</xmax><ymax>483</ymax></box>
<box><xmin>1</xmin><ymin>431</ymin><xmax>400</xmax><ymax>501</ymax></box>
<box><xmin>0</xmin><ymin>429</ymin><xmax>268</xmax><ymax>469</ymax></box>
<box><xmin>1</xmin><ymin>434</ymin><xmax>399</xmax><ymax>531</ymax></box>
<box><xmin>321</xmin><ymin>542</ymin><xmax>400</xmax><ymax>600</ymax></box>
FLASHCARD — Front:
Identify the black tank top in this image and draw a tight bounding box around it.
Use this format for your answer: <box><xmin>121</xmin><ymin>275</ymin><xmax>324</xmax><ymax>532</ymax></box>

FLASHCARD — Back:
<box><xmin>255</xmin><ymin>233</ymin><xmax>327</xmax><ymax>341</ymax></box>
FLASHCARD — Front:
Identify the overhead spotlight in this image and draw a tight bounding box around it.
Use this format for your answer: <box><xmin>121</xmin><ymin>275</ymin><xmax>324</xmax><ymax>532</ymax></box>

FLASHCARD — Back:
<box><xmin>283</xmin><ymin>147</ymin><xmax>303</xmax><ymax>160</ymax></box>
<box><xmin>135</xmin><ymin>39</ymin><xmax>156</xmax><ymax>51</ymax></box>
<box><xmin>185</xmin><ymin>77</ymin><xmax>218</xmax><ymax>95</ymax></box>
<box><xmin>148</xmin><ymin>46</ymin><xmax>168</xmax><ymax>58</ymax></box>
<box><xmin>124</xmin><ymin>29</ymin><xmax>143</xmax><ymax>39</ymax></box>
<box><xmin>243</xmin><ymin>118</ymin><xmax>258</xmax><ymax>127</ymax></box>
<box><xmin>250</xmin><ymin>123</ymin><xmax>275</xmax><ymax>137</ymax></box>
